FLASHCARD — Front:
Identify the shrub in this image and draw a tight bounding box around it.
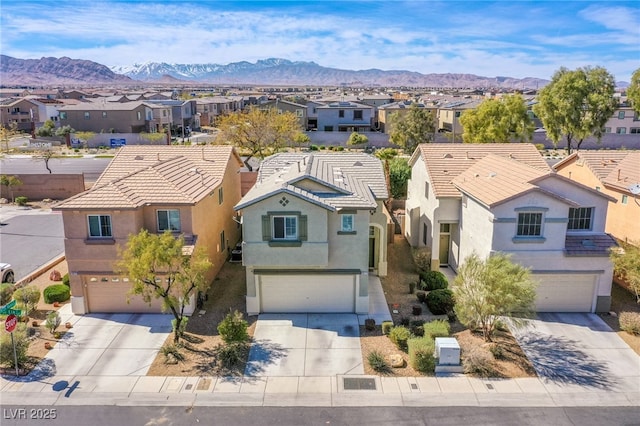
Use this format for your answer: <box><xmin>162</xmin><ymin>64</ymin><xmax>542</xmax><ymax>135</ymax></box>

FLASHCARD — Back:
<box><xmin>0</xmin><ymin>323</ymin><xmax>29</xmax><ymax>369</ymax></box>
<box><xmin>399</xmin><ymin>316</ymin><xmax>410</xmax><ymax>327</ymax></box>
<box><xmin>43</xmin><ymin>284</ymin><xmax>70</xmax><ymax>304</ymax></box>
<box><xmin>15</xmin><ymin>196</ymin><xmax>28</xmax><ymax>206</ymax></box>
<box><xmin>161</xmin><ymin>344</ymin><xmax>185</xmax><ymax>362</ymax></box>
<box><xmin>217</xmin><ymin>342</ymin><xmax>249</xmax><ymax>368</ymax></box>
<box><xmin>619</xmin><ymin>312</ymin><xmax>640</xmax><ymax>335</ymax></box>
<box><xmin>309</xmin><ymin>144</ymin><xmax>319</xmax><ymax>151</ymax></box>
<box><xmin>0</xmin><ymin>283</ymin><xmax>15</xmax><ymax>305</ymax></box>
<box><xmin>408</xmin><ymin>337</ymin><xmax>436</xmax><ymax>373</ymax></box>
<box><xmin>389</xmin><ymin>326</ymin><xmax>411</xmax><ymax>351</ymax></box>
<box><xmin>410</xmin><ymin>320</ymin><xmax>424</xmax><ymax>337</ymax></box>
<box><xmin>426</xmin><ymin>289</ymin><xmax>455</xmax><ymax>315</ymax></box>
<box><xmin>62</xmin><ymin>273</ymin><xmax>70</xmax><ymax>286</ymax></box>
<box><xmin>489</xmin><ymin>343</ymin><xmax>504</xmax><ymax>360</ymax></box>
<box><xmin>217</xmin><ymin>310</ymin><xmax>249</xmax><ymax>344</ymax></box>
<box><xmin>416</xmin><ymin>291</ymin><xmax>427</xmax><ymax>303</ymax></box>
<box><xmin>381</xmin><ymin>321</ymin><xmax>394</xmax><ymax>335</ymax></box>
<box><xmin>462</xmin><ymin>346</ymin><xmax>495</xmax><ymax>377</ymax></box>
<box><xmin>45</xmin><ymin>310</ymin><xmax>61</xmax><ymax>334</ymax></box>
<box><xmin>336</xmin><ymin>146</ymin><xmax>344</xmax><ymax>151</ymax></box>
<box><xmin>422</xmin><ymin>320</ymin><xmax>450</xmax><ymax>339</ymax></box>
<box><xmin>364</xmin><ymin>318</ymin><xmax>376</xmax><ymax>331</ymax></box>
<box><xmin>412</xmin><ymin>247</ymin><xmax>431</xmax><ymax>272</ymax></box>
<box><xmin>420</xmin><ymin>270</ymin><xmax>448</xmax><ymax>291</ymax></box>
<box><xmin>367</xmin><ymin>350</ymin><xmax>391</xmax><ymax>373</ymax></box>
<box><xmin>535</xmin><ymin>143</ymin><xmax>546</xmax><ymax>151</ymax></box>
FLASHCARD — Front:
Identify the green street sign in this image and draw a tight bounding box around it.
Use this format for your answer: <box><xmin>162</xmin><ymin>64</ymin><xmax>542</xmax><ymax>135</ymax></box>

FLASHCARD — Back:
<box><xmin>1</xmin><ymin>300</ymin><xmax>17</xmax><ymax>310</ymax></box>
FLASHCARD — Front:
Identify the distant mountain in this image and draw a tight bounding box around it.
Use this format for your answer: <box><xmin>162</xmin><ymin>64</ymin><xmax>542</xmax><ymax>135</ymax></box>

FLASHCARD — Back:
<box><xmin>111</xmin><ymin>58</ymin><xmax>549</xmax><ymax>89</ymax></box>
<box><xmin>0</xmin><ymin>55</ymin><xmax>132</xmax><ymax>85</ymax></box>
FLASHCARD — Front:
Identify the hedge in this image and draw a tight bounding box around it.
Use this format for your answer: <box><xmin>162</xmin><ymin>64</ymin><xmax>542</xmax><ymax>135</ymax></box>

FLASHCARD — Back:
<box><xmin>419</xmin><ymin>270</ymin><xmax>448</xmax><ymax>291</ymax></box>
<box><xmin>426</xmin><ymin>288</ymin><xmax>455</xmax><ymax>315</ymax></box>
<box><xmin>408</xmin><ymin>337</ymin><xmax>436</xmax><ymax>373</ymax></box>
<box><xmin>43</xmin><ymin>284</ymin><xmax>70</xmax><ymax>304</ymax></box>
<box><xmin>423</xmin><ymin>319</ymin><xmax>450</xmax><ymax>339</ymax></box>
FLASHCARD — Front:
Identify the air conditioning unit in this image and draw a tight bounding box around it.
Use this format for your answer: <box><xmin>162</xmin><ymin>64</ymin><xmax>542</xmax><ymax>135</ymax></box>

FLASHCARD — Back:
<box><xmin>435</xmin><ymin>337</ymin><xmax>460</xmax><ymax>366</ymax></box>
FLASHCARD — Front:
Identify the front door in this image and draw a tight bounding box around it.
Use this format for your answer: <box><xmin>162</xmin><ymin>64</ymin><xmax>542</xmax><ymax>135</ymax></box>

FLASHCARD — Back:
<box><xmin>439</xmin><ymin>223</ymin><xmax>450</xmax><ymax>266</ymax></box>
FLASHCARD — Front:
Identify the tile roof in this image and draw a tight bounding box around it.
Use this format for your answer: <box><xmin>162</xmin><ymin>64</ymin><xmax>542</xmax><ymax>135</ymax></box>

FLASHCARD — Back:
<box><xmin>564</xmin><ymin>234</ymin><xmax>617</xmax><ymax>256</ymax></box>
<box><xmin>556</xmin><ymin>151</ymin><xmax>640</xmax><ymax>194</ymax></box>
<box><xmin>412</xmin><ymin>143</ymin><xmax>550</xmax><ymax>198</ymax></box>
<box><xmin>235</xmin><ymin>152</ymin><xmax>387</xmax><ymax>211</ymax></box>
<box><xmin>55</xmin><ymin>145</ymin><xmax>240</xmax><ymax>210</ymax></box>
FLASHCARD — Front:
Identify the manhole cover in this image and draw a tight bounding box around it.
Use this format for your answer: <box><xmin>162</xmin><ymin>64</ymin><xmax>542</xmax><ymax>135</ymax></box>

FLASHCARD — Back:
<box><xmin>343</xmin><ymin>378</ymin><xmax>376</xmax><ymax>390</ymax></box>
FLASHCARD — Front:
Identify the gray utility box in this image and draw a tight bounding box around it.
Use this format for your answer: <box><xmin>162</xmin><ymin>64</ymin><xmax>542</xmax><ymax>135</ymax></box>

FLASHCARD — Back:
<box><xmin>435</xmin><ymin>337</ymin><xmax>460</xmax><ymax>365</ymax></box>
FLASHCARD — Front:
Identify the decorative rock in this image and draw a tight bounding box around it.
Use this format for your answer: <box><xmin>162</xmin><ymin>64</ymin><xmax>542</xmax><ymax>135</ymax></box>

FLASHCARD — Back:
<box><xmin>389</xmin><ymin>354</ymin><xmax>405</xmax><ymax>368</ymax></box>
<box><xmin>49</xmin><ymin>270</ymin><xmax>62</xmax><ymax>281</ymax></box>
<box><xmin>0</xmin><ymin>198</ymin><xmax>8</xmax><ymax>204</ymax></box>
<box><xmin>165</xmin><ymin>353</ymin><xmax>179</xmax><ymax>365</ymax></box>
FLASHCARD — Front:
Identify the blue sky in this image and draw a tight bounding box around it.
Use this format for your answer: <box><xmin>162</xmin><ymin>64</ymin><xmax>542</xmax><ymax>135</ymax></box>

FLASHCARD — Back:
<box><xmin>1</xmin><ymin>1</ymin><xmax>638</xmax><ymax>81</ymax></box>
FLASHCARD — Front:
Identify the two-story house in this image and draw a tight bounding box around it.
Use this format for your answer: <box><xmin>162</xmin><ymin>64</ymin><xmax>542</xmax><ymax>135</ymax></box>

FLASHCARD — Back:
<box><xmin>553</xmin><ymin>150</ymin><xmax>640</xmax><ymax>244</ymax></box>
<box><xmin>234</xmin><ymin>152</ymin><xmax>390</xmax><ymax>315</ymax></box>
<box><xmin>259</xmin><ymin>99</ymin><xmax>307</xmax><ymax>129</ymax></box>
<box><xmin>405</xmin><ymin>143</ymin><xmax>616</xmax><ymax>313</ymax></box>
<box><xmin>54</xmin><ymin>145</ymin><xmax>243</xmax><ymax>314</ymax></box>
<box><xmin>316</xmin><ymin>101</ymin><xmax>374</xmax><ymax>133</ymax></box>
<box><xmin>0</xmin><ymin>97</ymin><xmax>41</xmax><ymax>132</ymax></box>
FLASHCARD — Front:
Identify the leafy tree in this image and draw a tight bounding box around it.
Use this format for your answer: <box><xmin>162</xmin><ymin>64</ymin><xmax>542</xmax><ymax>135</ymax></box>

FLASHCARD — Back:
<box><xmin>460</xmin><ymin>94</ymin><xmax>534</xmax><ymax>143</ymax></box>
<box><xmin>627</xmin><ymin>68</ymin><xmax>640</xmax><ymax>114</ymax></box>
<box><xmin>35</xmin><ymin>119</ymin><xmax>56</xmax><ymax>137</ymax></box>
<box><xmin>140</xmin><ymin>130</ymin><xmax>168</xmax><ymax>145</ymax></box>
<box><xmin>347</xmin><ymin>131</ymin><xmax>368</xmax><ymax>146</ymax></box>
<box><xmin>453</xmin><ymin>252</ymin><xmax>536</xmax><ymax>341</ymax></box>
<box><xmin>215</xmin><ymin>106</ymin><xmax>305</xmax><ymax>170</ymax></box>
<box><xmin>13</xmin><ymin>285</ymin><xmax>40</xmax><ymax>316</ymax></box>
<box><xmin>0</xmin><ymin>122</ymin><xmax>19</xmax><ymax>152</ymax></box>
<box><xmin>389</xmin><ymin>157</ymin><xmax>411</xmax><ymax>198</ymax></box>
<box><xmin>75</xmin><ymin>131</ymin><xmax>96</xmax><ymax>149</ymax></box>
<box><xmin>0</xmin><ymin>323</ymin><xmax>29</xmax><ymax>370</ymax></box>
<box><xmin>611</xmin><ymin>241</ymin><xmax>640</xmax><ymax>303</ymax></box>
<box><xmin>533</xmin><ymin>66</ymin><xmax>617</xmax><ymax>154</ymax></box>
<box><xmin>116</xmin><ymin>230</ymin><xmax>213</xmax><ymax>344</ymax></box>
<box><xmin>0</xmin><ymin>174</ymin><xmax>23</xmax><ymax>203</ymax></box>
<box><xmin>55</xmin><ymin>125</ymin><xmax>75</xmax><ymax>138</ymax></box>
<box><xmin>388</xmin><ymin>104</ymin><xmax>435</xmax><ymax>154</ymax></box>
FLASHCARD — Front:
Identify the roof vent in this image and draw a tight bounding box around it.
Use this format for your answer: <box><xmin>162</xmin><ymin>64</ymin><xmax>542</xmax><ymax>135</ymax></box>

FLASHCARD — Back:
<box><xmin>354</xmin><ymin>161</ymin><xmax>363</xmax><ymax>166</ymax></box>
<box><xmin>488</xmin><ymin>172</ymin><xmax>497</xmax><ymax>178</ymax></box>
<box><xmin>134</xmin><ymin>155</ymin><xmax>144</xmax><ymax>160</ymax></box>
<box><xmin>443</xmin><ymin>153</ymin><xmax>453</xmax><ymax>159</ymax></box>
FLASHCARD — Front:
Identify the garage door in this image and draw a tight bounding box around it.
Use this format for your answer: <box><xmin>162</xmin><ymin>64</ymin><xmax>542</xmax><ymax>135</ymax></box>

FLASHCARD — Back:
<box><xmin>86</xmin><ymin>280</ymin><xmax>163</xmax><ymax>313</ymax></box>
<box><xmin>259</xmin><ymin>274</ymin><xmax>356</xmax><ymax>313</ymax></box>
<box><xmin>533</xmin><ymin>274</ymin><xmax>596</xmax><ymax>312</ymax></box>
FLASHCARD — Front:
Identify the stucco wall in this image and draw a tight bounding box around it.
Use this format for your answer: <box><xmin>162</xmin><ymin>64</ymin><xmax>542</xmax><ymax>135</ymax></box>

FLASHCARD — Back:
<box><xmin>1</xmin><ymin>174</ymin><xmax>85</xmax><ymax>201</ymax></box>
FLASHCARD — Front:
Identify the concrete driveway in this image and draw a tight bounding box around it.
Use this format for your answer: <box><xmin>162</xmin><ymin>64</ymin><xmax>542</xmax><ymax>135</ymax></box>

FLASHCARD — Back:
<box><xmin>511</xmin><ymin>313</ymin><xmax>640</xmax><ymax>392</ymax></box>
<box><xmin>27</xmin><ymin>305</ymin><xmax>172</xmax><ymax>380</ymax></box>
<box><xmin>245</xmin><ymin>314</ymin><xmax>363</xmax><ymax>377</ymax></box>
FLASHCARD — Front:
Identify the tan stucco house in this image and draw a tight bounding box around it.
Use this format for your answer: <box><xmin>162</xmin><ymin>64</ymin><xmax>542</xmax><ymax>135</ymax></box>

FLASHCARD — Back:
<box><xmin>54</xmin><ymin>145</ymin><xmax>243</xmax><ymax>314</ymax></box>
<box><xmin>405</xmin><ymin>143</ymin><xmax>617</xmax><ymax>313</ymax></box>
<box><xmin>234</xmin><ymin>152</ymin><xmax>390</xmax><ymax>315</ymax></box>
<box><xmin>553</xmin><ymin>150</ymin><xmax>640</xmax><ymax>244</ymax></box>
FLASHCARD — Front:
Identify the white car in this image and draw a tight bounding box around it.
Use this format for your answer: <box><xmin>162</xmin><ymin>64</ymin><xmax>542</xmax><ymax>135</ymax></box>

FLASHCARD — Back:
<box><xmin>1</xmin><ymin>263</ymin><xmax>14</xmax><ymax>283</ymax></box>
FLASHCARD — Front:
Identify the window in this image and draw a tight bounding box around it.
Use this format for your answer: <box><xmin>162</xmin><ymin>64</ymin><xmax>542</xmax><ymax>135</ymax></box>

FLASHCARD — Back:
<box><xmin>618</xmin><ymin>111</ymin><xmax>625</xmax><ymax>119</ymax></box>
<box><xmin>88</xmin><ymin>215</ymin><xmax>112</xmax><ymax>238</ymax></box>
<box><xmin>622</xmin><ymin>195</ymin><xmax>628</xmax><ymax>205</ymax></box>
<box><xmin>102</xmin><ymin>111</ymin><xmax>107</xmax><ymax>118</ymax></box>
<box><xmin>220</xmin><ymin>230</ymin><xmax>225</xmax><ymax>252</ymax></box>
<box><xmin>296</xmin><ymin>109</ymin><xmax>304</xmax><ymax>117</ymax></box>
<box><xmin>616</xmin><ymin>127</ymin><xmax>626</xmax><ymax>134</ymax></box>
<box><xmin>84</xmin><ymin>112</ymin><xmax>90</xmax><ymax>119</ymax></box>
<box><xmin>60</xmin><ymin>112</ymin><xmax>67</xmax><ymax>119</ymax></box>
<box><xmin>568</xmin><ymin>207</ymin><xmax>593</xmax><ymax>231</ymax></box>
<box><xmin>353</xmin><ymin>110</ymin><xmax>363</xmax><ymax>120</ymax></box>
<box><xmin>424</xmin><ymin>181</ymin><xmax>429</xmax><ymax>198</ymax></box>
<box><xmin>454</xmin><ymin>111</ymin><xmax>461</xmax><ymax>118</ymax></box>
<box><xmin>338</xmin><ymin>109</ymin><xmax>345</xmax><ymax>118</ymax></box>
<box><xmin>273</xmin><ymin>216</ymin><xmax>297</xmax><ymax>240</ymax></box>
<box><xmin>218</xmin><ymin>187</ymin><xmax>224</xmax><ymax>205</ymax></box>
<box><xmin>137</xmin><ymin>111</ymin><xmax>142</xmax><ymax>120</ymax></box>
<box><xmin>157</xmin><ymin>209</ymin><xmax>181</xmax><ymax>232</ymax></box>
<box><xmin>422</xmin><ymin>223</ymin><xmax>428</xmax><ymax>246</ymax></box>
<box><xmin>604</xmin><ymin>127</ymin><xmax>611</xmax><ymax>133</ymax></box>
<box><xmin>517</xmin><ymin>212</ymin><xmax>542</xmax><ymax>236</ymax></box>
<box><xmin>324</xmin><ymin>126</ymin><xmax>334</xmax><ymax>132</ymax></box>
<box><xmin>341</xmin><ymin>214</ymin><xmax>354</xmax><ymax>232</ymax></box>
<box><xmin>630</xmin><ymin>128</ymin><xmax>640</xmax><ymax>134</ymax></box>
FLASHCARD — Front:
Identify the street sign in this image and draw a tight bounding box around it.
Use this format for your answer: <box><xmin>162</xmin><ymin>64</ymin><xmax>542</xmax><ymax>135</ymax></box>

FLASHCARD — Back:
<box><xmin>5</xmin><ymin>314</ymin><xmax>18</xmax><ymax>333</ymax></box>
<box><xmin>1</xmin><ymin>300</ymin><xmax>17</xmax><ymax>310</ymax></box>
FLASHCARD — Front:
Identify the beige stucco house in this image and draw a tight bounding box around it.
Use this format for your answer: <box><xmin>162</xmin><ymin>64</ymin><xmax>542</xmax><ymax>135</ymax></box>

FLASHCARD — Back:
<box><xmin>234</xmin><ymin>152</ymin><xmax>390</xmax><ymax>315</ymax></box>
<box><xmin>54</xmin><ymin>145</ymin><xmax>243</xmax><ymax>314</ymax></box>
<box><xmin>553</xmin><ymin>150</ymin><xmax>640</xmax><ymax>244</ymax></box>
<box><xmin>405</xmin><ymin>143</ymin><xmax>617</xmax><ymax>313</ymax></box>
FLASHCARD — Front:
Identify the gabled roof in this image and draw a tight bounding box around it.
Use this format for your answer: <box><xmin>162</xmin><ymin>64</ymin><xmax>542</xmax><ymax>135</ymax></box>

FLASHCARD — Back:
<box><xmin>55</xmin><ymin>145</ymin><xmax>241</xmax><ymax>210</ymax></box>
<box><xmin>554</xmin><ymin>150</ymin><xmax>640</xmax><ymax>194</ymax></box>
<box><xmin>411</xmin><ymin>143</ymin><xmax>550</xmax><ymax>198</ymax></box>
<box><xmin>235</xmin><ymin>152</ymin><xmax>387</xmax><ymax>211</ymax></box>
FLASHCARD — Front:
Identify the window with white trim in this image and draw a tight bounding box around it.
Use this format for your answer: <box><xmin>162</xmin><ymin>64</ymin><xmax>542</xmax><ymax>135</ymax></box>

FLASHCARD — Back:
<box><xmin>157</xmin><ymin>209</ymin><xmax>181</xmax><ymax>232</ymax></box>
<box><xmin>88</xmin><ymin>215</ymin><xmax>112</xmax><ymax>238</ymax></box>
<box><xmin>273</xmin><ymin>216</ymin><xmax>298</xmax><ymax>240</ymax></box>
<box><xmin>517</xmin><ymin>212</ymin><xmax>542</xmax><ymax>236</ymax></box>
<box><xmin>568</xmin><ymin>207</ymin><xmax>593</xmax><ymax>231</ymax></box>
<box><xmin>341</xmin><ymin>214</ymin><xmax>354</xmax><ymax>232</ymax></box>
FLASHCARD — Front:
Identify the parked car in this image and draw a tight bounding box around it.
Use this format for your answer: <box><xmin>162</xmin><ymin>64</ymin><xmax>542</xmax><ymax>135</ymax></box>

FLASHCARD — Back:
<box><xmin>0</xmin><ymin>263</ymin><xmax>14</xmax><ymax>283</ymax></box>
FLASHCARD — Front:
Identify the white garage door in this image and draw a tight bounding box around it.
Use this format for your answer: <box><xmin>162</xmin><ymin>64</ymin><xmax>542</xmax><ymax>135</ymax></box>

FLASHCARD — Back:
<box><xmin>87</xmin><ymin>280</ymin><xmax>163</xmax><ymax>313</ymax></box>
<box><xmin>260</xmin><ymin>274</ymin><xmax>356</xmax><ymax>313</ymax></box>
<box><xmin>533</xmin><ymin>274</ymin><xmax>597</xmax><ymax>312</ymax></box>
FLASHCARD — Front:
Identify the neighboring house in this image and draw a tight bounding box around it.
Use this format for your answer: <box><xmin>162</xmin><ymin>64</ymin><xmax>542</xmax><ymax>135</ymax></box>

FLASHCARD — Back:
<box><xmin>436</xmin><ymin>99</ymin><xmax>483</xmax><ymax>140</ymax></box>
<box><xmin>603</xmin><ymin>97</ymin><xmax>638</xmax><ymax>135</ymax></box>
<box><xmin>234</xmin><ymin>152</ymin><xmax>390</xmax><ymax>315</ymax></box>
<box><xmin>377</xmin><ymin>101</ymin><xmax>434</xmax><ymax>133</ymax></box>
<box><xmin>316</xmin><ymin>101</ymin><xmax>374</xmax><ymax>133</ymax></box>
<box><xmin>58</xmin><ymin>100</ymin><xmax>172</xmax><ymax>133</ymax></box>
<box><xmin>259</xmin><ymin>99</ymin><xmax>307</xmax><ymax>129</ymax></box>
<box><xmin>146</xmin><ymin>99</ymin><xmax>199</xmax><ymax>135</ymax></box>
<box><xmin>405</xmin><ymin>143</ymin><xmax>616</xmax><ymax>313</ymax></box>
<box><xmin>0</xmin><ymin>97</ymin><xmax>40</xmax><ymax>132</ymax></box>
<box><xmin>54</xmin><ymin>145</ymin><xmax>244</xmax><ymax>314</ymax></box>
<box><xmin>553</xmin><ymin>150</ymin><xmax>640</xmax><ymax>244</ymax></box>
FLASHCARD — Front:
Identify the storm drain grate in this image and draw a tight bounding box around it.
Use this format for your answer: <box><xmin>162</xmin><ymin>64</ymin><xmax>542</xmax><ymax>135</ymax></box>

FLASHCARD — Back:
<box><xmin>185</xmin><ymin>384</ymin><xmax>193</xmax><ymax>390</ymax></box>
<box><xmin>411</xmin><ymin>383</ymin><xmax>418</xmax><ymax>390</ymax></box>
<box><xmin>343</xmin><ymin>378</ymin><xmax>376</xmax><ymax>390</ymax></box>
<box><xmin>485</xmin><ymin>383</ymin><xmax>494</xmax><ymax>390</ymax></box>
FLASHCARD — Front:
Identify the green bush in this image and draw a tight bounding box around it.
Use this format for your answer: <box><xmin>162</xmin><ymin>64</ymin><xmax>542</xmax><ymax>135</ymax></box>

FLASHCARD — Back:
<box><xmin>309</xmin><ymin>145</ymin><xmax>319</xmax><ymax>151</ymax></box>
<box><xmin>367</xmin><ymin>350</ymin><xmax>391</xmax><ymax>373</ymax></box>
<box><xmin>62</xmin><ymin>273</ymin><xmax>70</xmax><ymax>286</ymax></box>
<box><xmin>43</xmin><ymin>284</ymin><xmax>70</xmax><ymax>304</ymax></box>
<box><xmin>426</xmin><ymin>288</ymin><xmax>455</xmax><ymax>315</ymax></box>
<box><xmin>619</xmin><ymin>312</ymin><xmax>640</xmax><ymax>335</ymax></box>
<box><xmin>0</xmin><ymin>323</ymin><xmax>29</xmax><ymax>369</ymax></box>
<box><xmin>217</xmin><ymin>342</ymin><xmax>249</xmax><ymax>368</ymax></box>
<box><xmin>423</xmin><ymin>320</ymin><xmax>450</xmax><ymax>339</ymax></box>
<box><xmin>419</xmin><ymin>270</ymin><xmax>448</xmax><ymax>291</ymax></box>
<box><xmin>45</xmin><ymin>310</ymin><xmax>61</xmax><ymax>334</ymax></box>
<box><xmin>0</xmin><ymin>283</ymin><xmax>15</xmax><ymax>305</ymax></box>
<box><xmin>15</xmin><ymin>196</ymin><xmax>28</xmax><ymax>206</ymax></box>
<box><xmin>381</xmin><ymin>321</ymin><xmax>394</xmax><ymax>335</ymax></box>
<box><xmin>408</xmin><ymin>337</ymin><xmax>436</xmax><ymax>373</ymax></box>
<box><xmin>489</xmin><ymin>343</ymin><xmax>504</xmax><ymax>359</ymax></box>
<box><xmin>336</xmin><ymin>146</ymin><xmax>344</xmax><ymax>151</ymax></box>
<box><xmin>388</xmin><ymin>326</ymin><xmax>411</xmax><ymax>351</ymax></box>
<box><xmin>217</xmin><ymin>310</ymin><xmax>249</xmax><ymax>344</ymax></box>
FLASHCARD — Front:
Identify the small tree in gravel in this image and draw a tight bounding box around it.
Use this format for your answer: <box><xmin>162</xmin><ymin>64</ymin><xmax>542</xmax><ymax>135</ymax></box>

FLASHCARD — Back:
<box><xmin>46</xmin><ymin>310</ymin><xmax>61</xmax><ymax>335</ymax></box>
<box><xmin>217</xmin><ymin>310</ymin><xmax>249</xmax><ymax>344</ymax></box>
<box><xmin>610</xmin><ymin>241</ymin><xmax>640</xmax><ymax>303</ymax></box>
<box><xmin>13</xmin><ymin>285</ymin><xmax>40</xmax><ymax>316</ymax></box>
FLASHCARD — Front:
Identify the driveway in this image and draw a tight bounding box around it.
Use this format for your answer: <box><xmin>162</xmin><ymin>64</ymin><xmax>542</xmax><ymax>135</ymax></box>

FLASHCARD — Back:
<box><xmin>245</xmin><ymin>314</ymin><xmax>363</xmax><ymax>377</ymax></box>
<box><xmin>511</xmin><ymin>313</ymin><xmax>640</xmax><ymax>392</ymax></box>
<box><xmin>27</xmin><ymin>305</ymin><xmax>172</xmax><ymax>380</ymax></box>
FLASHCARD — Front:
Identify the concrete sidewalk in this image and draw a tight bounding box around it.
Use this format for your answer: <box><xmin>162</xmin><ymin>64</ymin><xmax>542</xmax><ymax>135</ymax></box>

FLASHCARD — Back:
<box><xmin>1</xmin><ymin>373</ymin><xmax>638</xmax><ymax>407</ymax></box>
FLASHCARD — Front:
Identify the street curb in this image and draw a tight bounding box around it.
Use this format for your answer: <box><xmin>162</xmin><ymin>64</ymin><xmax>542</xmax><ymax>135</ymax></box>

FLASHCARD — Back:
<box><xmin>14</xmin><ymin>254</ymin><xmax>66</xmax><ymax>288</ymax></box>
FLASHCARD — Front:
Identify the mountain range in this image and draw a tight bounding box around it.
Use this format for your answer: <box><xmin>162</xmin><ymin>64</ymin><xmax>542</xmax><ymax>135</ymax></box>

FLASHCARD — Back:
<box><xmin>2</xmin><ymin>55</ymin><xmax>553</xmax><ymax>88</ymax></box>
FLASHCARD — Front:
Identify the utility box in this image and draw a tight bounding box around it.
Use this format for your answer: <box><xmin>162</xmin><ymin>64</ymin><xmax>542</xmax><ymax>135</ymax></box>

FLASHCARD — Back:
<box><xmin>435</xmin><ymin>337</ymin><xmax>460</xmax><ymax>365</ymax></box>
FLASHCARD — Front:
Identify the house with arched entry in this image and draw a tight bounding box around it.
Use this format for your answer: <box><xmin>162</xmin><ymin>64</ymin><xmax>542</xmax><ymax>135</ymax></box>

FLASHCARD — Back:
<box><xmin>234</xmin><ymin>152</ymin><xmax>390</xmax><ymax>315</ymax></box>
